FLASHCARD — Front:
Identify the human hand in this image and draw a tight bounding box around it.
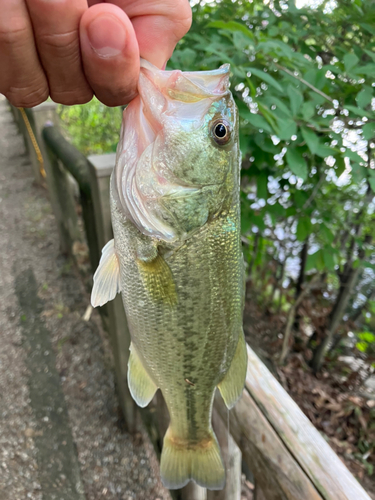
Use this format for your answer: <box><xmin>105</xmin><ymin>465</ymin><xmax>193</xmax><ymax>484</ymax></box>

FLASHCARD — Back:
<box><xmin>0</xmin><ymin>0</ymin><xmax>192</xmax><ymax>107</ymax></box>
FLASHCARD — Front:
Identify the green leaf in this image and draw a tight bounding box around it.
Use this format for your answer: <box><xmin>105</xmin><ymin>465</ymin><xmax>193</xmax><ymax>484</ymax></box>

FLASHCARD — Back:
<box><xmin>306</xmin><ymin>250</ymin><xmax>323</xmax><ymax>271</ymax></box>
<box><xmin>251</xmin><ymin>214</ymin><xmax>266</xmax><ymax>231</ymax></box>
<box><xmin>287</xmin><ymin>85</ymin><xmax>303</xmax><ymax>117</ymax></box>
<box><xmin>357</xmin><ymin>64</ymin><xmax>375</xmax><ymax>76</ymax></box>
<box><xmin>345</xmin><ymin>105</ymin><xmax>372</xmax><ymax>119</ymax></box>
<box><xmin>296</xmin><ymin>217</ymin><xmax>312</xmax><ymax>241</ymax></box>
<box><xmin>286</xmin><ymin>148</ymin><xmax>308</xmax><ymax>180</ymax></box>
<box><xmin>233</xmin><ymin>31</ymin><xmax>251</xmax><ymax>51</ymax></box>
<box><xmin>301</xmin><ymin>126</ymin><xmax>319</xmax><ymax>155</ymax></box>
<box><xmin>276</xmin><ymin>119</ymin><xmax>297</xmax><ymax>141</ymax></box>
<box><xmin>248</xmin><ymin>67</ymin><xmax>284</xmax><ymax>93</ymax></box>
<box><xmin>237</xmin><ymin>101</ymin><xmax>274</xmax><ymax>133</ymax></box>
<box><xmin>345</xmin><ymin>150</ymin><xmax>365</xmax><ymax>165</ymax></box>
<box><xmin>335</xmin><ymin>156</ymin><xmax>346</xmax><ymax>177</ymax></box>
<box><xmin>356</xmin><ymin>87</ymin><xmax>373</xmax><ymax>109</ymax></box>
<box><xmin>243</xmin><ymin>112</ymin><xmax>273</xmax><ymax>133</ymax></box>
<box><xmin>322</xmin><ymin>247</ymin><xmax>335</xmax><ymax>271</ymax></box>
<box><xmin>358</xmin><ymin>332</ymin><xmax>375</xmax><ymax>343</ymax></box>
<box><xmin>178</xmin><ymin>48</ymin><xmax>196</xmax><ymax>67</ymax></box>
<box><xmin>262</xmin><ymin>96</ymin><xmax>292</xmax><ymax>117</ymax></box>
<box><xmin>315</xmin><ymin>144</ymin><xmax>335</xmax><ymax>158</ymax></box>
<box><xmin>303</xmin><ymin>69</ymin><xmax>317</xmax><ymax>86</ymax></box>
<box><xmin>302</xmin><ymin>101</ymin><xmax>315</xmax><ymax>121</ymax></box>
<box><xmin>207</xmin><ymin>20</ymin><xmax>253</xmax><ymax>39</ymax></box>
<box><xmin>257</xmin><ymin>172</ymin><xmax>268</xmax><ymax>200</ymax></box>
<box><xmin>267</xmin><ymin>202</ymin><xmax>285</xmax><ymax>218</ymax></box>
<box><xmin>344</xmin><ymin>52</ymin><xmax>359</xmax><ymax>72</ymax></box>
<box><xmin>241</xmin><ymin>213</ymin><xmax>252</xmax><ymax>234</ymax></box>
<box><xmin>268</xmin><ymin>26</ymin><xmax>279</xmax><ymax>37</ymax></box>
<box><xmin>369</xmin><ymin>176</ymin><xmax>375</xmax><ymax>193</ymax></box>
<box><xmin>363</xmin><ymin>122</ymin><xmax>375</xmax><ymax>141</ymax></box>
<box><xmin>356</xmin><ymin>341</ymin><xmax>368</xmax><ymax>353</ymax></box>
<box><xmin>239</xmin><ymin>131</ymin><xmax>251</xmax><ymax>157</ymax></box>
<box><xmin>351</xmin><ymin>163</ymin><xmax>367</xmax><ymax>183</ymax></box>
<box><xmin>364</xmin><ymin>49</ymin><xmax>375</xmax><ymax>62</ymax></box>
<box><xmin>254</xmin><ymin>134</ymin><xmax>278</xmax><ymax>153</ymax></box>
<box><xmin>293</xmin><ymin>190</ymin><xmax>309</xmax><ymax>209</ymax></box>
<box><xmin>320</xmin><ymin>224</ymin><xmax>334</xmax><ymax>244</ymax></box>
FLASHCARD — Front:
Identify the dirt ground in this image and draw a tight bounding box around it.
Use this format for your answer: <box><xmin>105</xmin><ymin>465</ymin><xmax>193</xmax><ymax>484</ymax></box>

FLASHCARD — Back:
<box><xmin>0</xmin><ymin>95</ymin><xmax>171</xmax><ymax>500</ymax></box>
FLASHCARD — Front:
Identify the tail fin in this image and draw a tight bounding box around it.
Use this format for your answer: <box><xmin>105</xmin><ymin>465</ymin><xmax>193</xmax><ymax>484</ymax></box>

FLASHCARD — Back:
<box><xmin>160</xmin><ymin>427</ymin><xmax>225</xmax><ymax>490</ymax></box>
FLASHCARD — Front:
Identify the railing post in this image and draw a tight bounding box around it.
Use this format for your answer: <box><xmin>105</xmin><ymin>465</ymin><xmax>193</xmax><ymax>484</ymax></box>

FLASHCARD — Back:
<box><xmin>207</xmin><ymin>409</ymin><xmax>242</xmax><ymax>500</ymax></box>
<box><xmin>254</xmin><ymin>485</ymin><xmax>267</xmax><ymax>500</ymax></box>
<box><xmin>180</xmin><ymin>483</ymin><xmax>207</xmax><ymax>500</ymax></box>
<box><xmin>87</xmin><ymin>154</ymin><xmax>136</xmax><ymax>432</ymax></box>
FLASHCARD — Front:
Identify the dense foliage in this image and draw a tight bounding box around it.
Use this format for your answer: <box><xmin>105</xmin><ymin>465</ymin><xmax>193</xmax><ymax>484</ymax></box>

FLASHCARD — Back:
<box><xmin>59</xmin><ymin>0</ymin><xmax>375</xmax><ymax>371</ymax></box>
<box><xmin>169</xmin><ymin>0</ymin><xmax>375</xmax><ymax>372</ymax></box>
<box><xmin>58</xmin><ymin>97</ymin><xmax>122</xmax><ymax>155</ymax></box>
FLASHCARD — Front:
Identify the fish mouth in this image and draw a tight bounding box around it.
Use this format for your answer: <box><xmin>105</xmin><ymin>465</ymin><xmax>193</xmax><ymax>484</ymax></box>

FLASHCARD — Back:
<box><xmin>140</xmin><ymin>58</ymin><xmax>231</xmax><ymax>102</ymax></box>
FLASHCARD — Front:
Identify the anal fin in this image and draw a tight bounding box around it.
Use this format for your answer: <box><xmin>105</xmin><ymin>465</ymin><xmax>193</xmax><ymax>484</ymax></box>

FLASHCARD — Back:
<box><xmin>128</xmin><ymin>343</ymin><xmax>158</xmax><ymax>407</ymax></box>
<box><xmin>91</xmin><ymin>239</ymin><xmax>121</xmax><ymax>307</ymax></box>
<box><xmin>218</xmin><ymin>331</ymin><xmax>247</xmax><ymax>409</ymax></box>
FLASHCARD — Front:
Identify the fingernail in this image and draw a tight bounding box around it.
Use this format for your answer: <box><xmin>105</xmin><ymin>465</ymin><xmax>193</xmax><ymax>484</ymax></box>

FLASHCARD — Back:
<box><xmin>87</xmin><ymin>14</ymin><xmax>126</xmax><ymax>58</ymax></box>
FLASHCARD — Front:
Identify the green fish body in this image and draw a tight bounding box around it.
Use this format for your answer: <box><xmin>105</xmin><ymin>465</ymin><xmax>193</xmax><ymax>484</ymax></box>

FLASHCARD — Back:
<box><xmin>92</xmin><ymin>60</ymin><xmax>247</xmax><ymax>490</ymax></box>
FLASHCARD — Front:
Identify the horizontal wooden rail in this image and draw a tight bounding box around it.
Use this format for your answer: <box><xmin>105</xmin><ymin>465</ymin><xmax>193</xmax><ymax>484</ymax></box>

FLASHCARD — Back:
<box><xmin>243</xmin><ymin>346</ymin><xmax>371</xmax><ymax>500</ymax></box>
<box><xmin>42</xmin><ymin>125</ymin><xmax>92</xmax><ymax>197</ymax></box>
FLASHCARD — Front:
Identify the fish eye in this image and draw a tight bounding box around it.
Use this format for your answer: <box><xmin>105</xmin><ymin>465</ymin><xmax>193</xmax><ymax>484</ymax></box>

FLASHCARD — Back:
<box><xmin>211</xmin><ymin>119</ymin><xmax>231</xmax><ymax>146</ymax></box>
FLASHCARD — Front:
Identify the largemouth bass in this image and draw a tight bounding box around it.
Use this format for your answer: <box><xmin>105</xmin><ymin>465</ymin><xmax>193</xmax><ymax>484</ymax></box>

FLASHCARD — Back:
<box><xmin>91</xmin><ymin>59</ymin><xmax>247</xmax><ymax>490</ymax></box>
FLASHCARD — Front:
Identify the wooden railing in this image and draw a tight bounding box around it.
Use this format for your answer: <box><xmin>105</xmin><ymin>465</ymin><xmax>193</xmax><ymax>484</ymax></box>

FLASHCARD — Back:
<box><xmin>10</xmin><ymin>102</ymin><xmax>372</xmax><ymax>500</ymax></box>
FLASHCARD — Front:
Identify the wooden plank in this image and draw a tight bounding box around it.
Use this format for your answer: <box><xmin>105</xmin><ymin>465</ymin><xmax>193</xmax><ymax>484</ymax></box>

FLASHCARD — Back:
<box><xmin>208</xmin><ymin>409</ymin><xmax>242</xmax><ymax>500</ymax></box>
<box><xmin>214</xmin><ymin>390</ymin><xmax>322</xmax><ymax>500</ymax></box>
<box><xmin>87</xmin><ymin>153</ymin><xmax>115</xmax><ymax>249</ymax></box>
<box><xmin>254</xmin><ymin>486</ymin><xmax>267</xmax><ymax>500</ymax></box>
<box><xmin>180</xmin><ymin>483</ymin><xmax>207</xmax><ymax>500</ymax></box>
<box><xmin>245</xmin><ymin>345</ymin><xmax>371</xmax><ymax>500</ymax></box>
<box><xmin>87</xmin><ymin>154</ymin><xmax>136</xmax><ymax>432</ymax></box>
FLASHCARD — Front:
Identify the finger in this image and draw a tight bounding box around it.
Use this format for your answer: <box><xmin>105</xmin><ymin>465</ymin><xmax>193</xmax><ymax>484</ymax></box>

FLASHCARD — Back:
<box><xmin>25</xmin><ymin>0</ymin><xmax>93</xmax><ymax>105</ymax></box>
<box><xmin>103</xmin><ymin>0</ymin><xmax>192</xmax><ymax>68</ymax></box>
<box><xmin>80</xmin><ymin>4</ymin><xmax>140</xmax><ymax>107</ymax></box>
<box><xmin>0</xmin><ymin>0</ymin><xmax>48</xmax><ymax>107</ymax></box>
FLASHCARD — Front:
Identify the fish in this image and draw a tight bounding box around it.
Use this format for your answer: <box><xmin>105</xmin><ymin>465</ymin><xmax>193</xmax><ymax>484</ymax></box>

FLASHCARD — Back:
<box><xmin>91</xmin><ymin>59</ymin><xmax>247</xmax><ymax>490</ymax></box>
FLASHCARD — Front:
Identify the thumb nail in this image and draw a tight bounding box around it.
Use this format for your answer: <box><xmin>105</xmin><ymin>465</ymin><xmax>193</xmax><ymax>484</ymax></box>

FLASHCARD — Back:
<box><xmin>87</xmin><ymin>14</ymin><xmax>126</xmax><ymax>58</ymax></box>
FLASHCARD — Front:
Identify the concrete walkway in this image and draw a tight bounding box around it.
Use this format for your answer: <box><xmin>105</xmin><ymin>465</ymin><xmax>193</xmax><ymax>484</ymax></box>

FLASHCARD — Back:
<box><xmin>0</xmin><ymin>95</ymin><xmax>170</xmax><ymax>500</ymax></box>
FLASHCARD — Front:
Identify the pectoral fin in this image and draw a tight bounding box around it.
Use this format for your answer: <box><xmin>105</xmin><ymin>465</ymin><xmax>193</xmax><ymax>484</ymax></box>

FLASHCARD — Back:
<box><xmin>128</xmin><ymin>343</ymin><xmax>158</xmax><ymax>407</ymax></box>
<box><xmin>137</xmin><ymin>254</ymin><xmax>177</xmax><ymax>306</ymax></box>
<box><xmin>218</xmin><ymin>331</ymin><xmax>247</xmax><ymax>409</ymax></box>
<box><xmin>91</xmin><ymin>239</ymin><xmax>121</xmax><ymax>307</ymax></box>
